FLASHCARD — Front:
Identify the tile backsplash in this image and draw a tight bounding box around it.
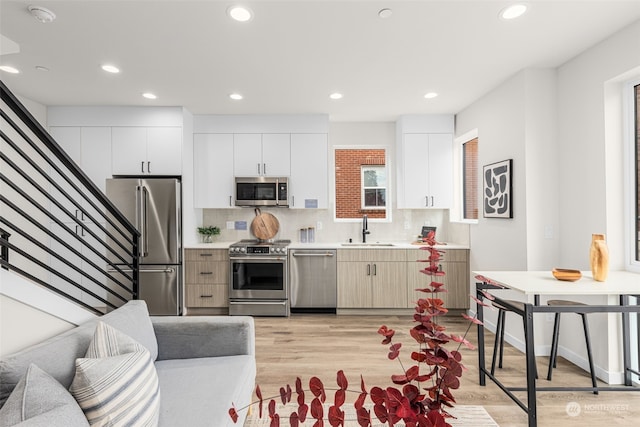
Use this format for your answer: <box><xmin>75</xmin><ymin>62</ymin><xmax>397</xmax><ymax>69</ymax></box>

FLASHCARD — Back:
<box><xmin>202</xmin><ymin>208</ymin><xmax>469</xmax><ymax>245</ymax></box>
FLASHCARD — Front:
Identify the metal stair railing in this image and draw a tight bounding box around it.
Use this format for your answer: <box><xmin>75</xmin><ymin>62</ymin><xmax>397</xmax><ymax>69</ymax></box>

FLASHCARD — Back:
<box><xmin>0</xmin><ymin>80</ymin><xmax>139</xmax><ymax>315</ymax></box>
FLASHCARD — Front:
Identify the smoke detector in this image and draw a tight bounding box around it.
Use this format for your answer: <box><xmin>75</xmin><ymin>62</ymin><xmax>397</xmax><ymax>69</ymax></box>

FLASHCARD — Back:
<box><xmin>28</xmin><ymin>5</ymin><xmax>56</xmax><ymax>23</ymax></box>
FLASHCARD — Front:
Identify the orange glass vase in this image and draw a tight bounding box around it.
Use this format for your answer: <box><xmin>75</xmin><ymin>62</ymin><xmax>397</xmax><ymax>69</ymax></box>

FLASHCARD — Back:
<box><xmin>589</xmin><ymin>234</ymin><xmax>609</xmax><ymax>282</ymax></box>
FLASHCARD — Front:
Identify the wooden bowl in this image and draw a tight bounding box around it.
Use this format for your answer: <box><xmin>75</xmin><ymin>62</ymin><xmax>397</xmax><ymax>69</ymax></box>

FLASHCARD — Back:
<box><xmin>552</xmin><ymin>268</ymin><xmax>582</xmax><ymax>282</ymax></box>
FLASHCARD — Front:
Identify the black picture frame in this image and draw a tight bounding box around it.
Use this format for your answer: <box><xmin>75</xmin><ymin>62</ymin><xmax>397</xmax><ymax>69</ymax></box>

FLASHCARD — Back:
<box><xmin>483</xmin><ymin>159</ymin><xmax>513</xmax><ymax>218</ymax></box>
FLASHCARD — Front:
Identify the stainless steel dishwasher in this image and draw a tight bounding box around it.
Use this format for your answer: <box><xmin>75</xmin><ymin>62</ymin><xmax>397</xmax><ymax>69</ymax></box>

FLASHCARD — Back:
<box><xmin>289</xmin><ymin>249</ymin><xmax>337</xmax><ymax>313</ymax></box>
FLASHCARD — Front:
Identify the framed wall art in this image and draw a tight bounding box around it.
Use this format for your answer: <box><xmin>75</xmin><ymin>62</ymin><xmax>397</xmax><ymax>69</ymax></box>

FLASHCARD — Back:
<box><xmin>483</xmin><ymin>159</ymin><xmax>513</xmax><ymax>218</ymax></box>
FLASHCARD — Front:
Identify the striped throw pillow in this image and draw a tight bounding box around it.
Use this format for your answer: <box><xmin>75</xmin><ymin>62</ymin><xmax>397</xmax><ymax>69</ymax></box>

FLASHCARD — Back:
<box><xmin>70</xmin><ymin>322</ymin><xmax>160</xmax><ymax>427</ymax></box>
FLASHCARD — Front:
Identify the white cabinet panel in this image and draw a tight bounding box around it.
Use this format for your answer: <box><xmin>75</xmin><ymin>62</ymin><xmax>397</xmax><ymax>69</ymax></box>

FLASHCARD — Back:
<box><xmin>290</xmin><ymin>133</ymin><xmax>327</xmax><ymax>209</ymax></box>
<box><xmin>194</xmin><ymin>134</ymin><xmax>235</xmax><ymax>208</ymax></box>
<box><xmin>398</xmin><ymin>133</ymin><xmax>452</xmax><ymax>209</ymax></box>
<box><xmin>262</xmin><ymin>134</ymin><xmax>290</xmax><ymax>176</ymax></box>
<box><xmin>147</xmin><ymin>127</ymin><xmax>182</xmax><ymax>175</ymax></box>
<box><xmin>111</xmin><ymin>127</ymin><xmax>147</xmax><ymax>175</ymax></box>
<box><xmin>81</xmin><ymin>127</ymin><xmax>112</xmax><ymax>193</ymax></box>
<box><xmin>112</xmin><ymin>127</ymin><xmax>181</xmax><ymax>175</ymax></box>
<box><xmin>233</xmin><ymin>134</ymin><xmax>262</xmax><ymax>176</ymax></box>
<box><xmin>233</xmin><ymin>133</ymin><xmax>290</xmax><ymax>177</ymax></box>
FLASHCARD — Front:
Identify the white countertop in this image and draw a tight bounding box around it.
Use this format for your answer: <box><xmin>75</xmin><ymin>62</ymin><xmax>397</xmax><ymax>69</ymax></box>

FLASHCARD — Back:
<box><xmin>185</xmin><ymin>241</ymin><xmax>469</xmax><ymax>250</ymax></box>
<box><xmin>473</xmin><ymin>270</ymin><xmax>640</xmax><ymax>296</ymax></box>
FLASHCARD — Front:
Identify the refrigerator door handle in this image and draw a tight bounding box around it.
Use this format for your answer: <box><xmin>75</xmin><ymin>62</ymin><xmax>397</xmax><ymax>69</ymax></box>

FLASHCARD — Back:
<box><xmin>108</xmin><ymin>268</ymin><xmax>174</xmax><ymax>274</ymax></box>
<box><xmin>142</xmin><ymin>185</ymin><xmax>149</xmax><ymax>257</ymax></box>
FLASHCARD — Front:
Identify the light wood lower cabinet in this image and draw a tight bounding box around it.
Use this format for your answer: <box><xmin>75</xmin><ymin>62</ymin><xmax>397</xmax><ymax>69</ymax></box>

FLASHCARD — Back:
<box><xmin>406</xmin><ymin>249</ymin><xmax>470</xmax><ymax>309</ymax></box>
<box><xmin>184</xmin><ymin>249</ymin><xmax>228</xmax><ymax>311</ymax></box>
<box><xmin>337</xmin><ymin>249</ymin><xmax>407</xmax><ymax>308</ymax></box>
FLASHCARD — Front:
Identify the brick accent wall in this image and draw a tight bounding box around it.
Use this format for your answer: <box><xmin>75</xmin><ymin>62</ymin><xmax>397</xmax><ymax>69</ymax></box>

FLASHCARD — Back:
<box><xmin>335</xmin><ymin>149</ymin><xmax>386</xmax><ymax>219</ymax></box>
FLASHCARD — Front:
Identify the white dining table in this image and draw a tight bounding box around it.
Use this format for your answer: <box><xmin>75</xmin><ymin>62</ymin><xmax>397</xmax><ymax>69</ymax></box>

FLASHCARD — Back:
<box><xmin>473</xmin><ymin>270</ymin><xmax>640</xmax><ymax>427</ymax></box>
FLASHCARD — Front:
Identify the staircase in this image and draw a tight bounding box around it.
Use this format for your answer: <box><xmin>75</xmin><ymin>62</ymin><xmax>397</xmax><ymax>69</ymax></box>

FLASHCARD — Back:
<box><xmin>0</xmin><ymin>80</ymin><xmax>139</xmax><ymax>317</ymax></box>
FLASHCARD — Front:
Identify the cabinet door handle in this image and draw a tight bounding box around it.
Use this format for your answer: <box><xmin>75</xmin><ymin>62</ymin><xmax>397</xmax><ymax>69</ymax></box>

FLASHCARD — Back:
<box><xmin>200</xmin><ymin>272</ymin><xmax>213</xmax><ymax>275</ymax></box>
<box><xmin>425</xmin><ymin>196</ymin><xmax>429</xmax><ymax>207</ymax></box>
<box><xmin>257</xmin><ymin>163</ymin><xmax>261</xmax><ymax>174</ymax></box>
<box><xmin>141</xmin><ymin>161</ymin><xmax>145</xmax><ymax>173</ymax></box>
<box><xmin>199</xmin><ymin>253</ymin><xmax>213</xmax><ymax>257</ymax></box>
<box><xmin>373</xmin><ymin>264</ymin><xmax>377</xmax><ymax>276</ymax></box>
<box><xmin>147</xmin><ymin>161</ymin><xmax>151</xmax><ymax>174</ymax></box>
<box><xmin>292</xmin><ymin>196</ymin><xmax>295</xmax><ymax>207</ymax></box>
<box><xmin>200</xmin><ymin>295</ymin><xmax>213</xmax><ymax>298</ymax></box>
<box><xmin>263</xmin><ymin>163</ymin><xmax>266</xmax><ymax>175</ymax></box>
<box><xmin>229</xmin><ymin>195</ymin><xmax>232</xmax><ymax>207</ymax></box>
<box><xmin>367</xmin><ymin>264</ymin><xmax>371</xmax><ymax>276</ymax></box>
<box><xmin>431</xmin><ymin>196</ymin><xmax>434</xmax><ymax>206</ymax></box>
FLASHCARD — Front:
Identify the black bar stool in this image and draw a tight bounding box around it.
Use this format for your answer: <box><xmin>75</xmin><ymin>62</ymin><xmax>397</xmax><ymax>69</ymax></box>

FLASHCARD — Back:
<box><xmin>547</xmin><ymin>299</ymin><xmax>598</xmax><ymax>394</ymax></box>
<box><xmin>491</xmin><ymin>300</ymin><xmax>538</xmax><ymax>378</ymax></box>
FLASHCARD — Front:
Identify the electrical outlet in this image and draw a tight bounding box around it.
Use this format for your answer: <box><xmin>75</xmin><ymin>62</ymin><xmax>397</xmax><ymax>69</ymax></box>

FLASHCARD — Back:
<box><xmin>226</xmin><ymin>221</ymin><xmax>235</xmax><ymax>230</ymax></box>
<box><xmin>316</xmin><ymin>221</ymin><xmax>323</xmax><ymax>230</ymax></box>
<box><xmin>404</xmin><ymin>221</ymin><xmax>410</xmax><ymax>230</ymax></box>
<box><xmin>546</xmin><ymin>313</ymin><xmax>555</xmax><ymax>322</ymax></box>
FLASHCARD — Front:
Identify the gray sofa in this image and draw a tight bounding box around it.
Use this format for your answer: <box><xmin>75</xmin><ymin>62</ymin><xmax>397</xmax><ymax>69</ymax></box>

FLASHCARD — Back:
<box><xmin>0</xmin><ymin>300</ymin><xmax>255</xmax><ymax>426</ymax></box>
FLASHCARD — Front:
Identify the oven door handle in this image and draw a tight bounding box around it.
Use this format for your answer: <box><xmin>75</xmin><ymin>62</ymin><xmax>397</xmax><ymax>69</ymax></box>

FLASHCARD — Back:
<box><xmin>230</xmin><ymin>257</ymin><xmax>287</xmax><ymax>262</ymax></box>
<box><xmin>229</xmin><ymin>300</ymin><xmax>287</xmax><ymax>305</ymax></box>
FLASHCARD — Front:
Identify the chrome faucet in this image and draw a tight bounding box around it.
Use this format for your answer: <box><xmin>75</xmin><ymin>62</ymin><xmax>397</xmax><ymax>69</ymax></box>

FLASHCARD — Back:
<box><xmin>362</xmin><ymin>214</ymin><xmax>370</xmax><ymax>243</ymax></box>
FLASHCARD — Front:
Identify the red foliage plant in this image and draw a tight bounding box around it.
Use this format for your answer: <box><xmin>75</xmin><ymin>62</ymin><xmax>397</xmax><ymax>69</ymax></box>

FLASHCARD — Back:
<box><xmin>229</xmin><ymin>231</ymin><xmax>481</xmax><ymax>427</ymax></box>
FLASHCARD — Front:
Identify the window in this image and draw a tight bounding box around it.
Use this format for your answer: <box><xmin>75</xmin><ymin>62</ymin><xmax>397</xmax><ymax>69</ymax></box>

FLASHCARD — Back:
<box><xmin>634</xmin><ymin>82</ymin><xmax>639</xmax><ymax>263</ymax></box>
<box><xmin>335</xmin><ymin>148</ymin><xmax>388</xmax><ymax>220</ymax></box>
<box><xmin>463</xmin><ymin>138</ymin><xmax>479</xmax><ymax>220</ymax></box>
<box><xmin>624</xmin><ymin>77</ymin><xmax>640</xmax><ymax>269</ymax></box>
<box><xmin>362</xmin><ymin>165</ymin><xmax>386</xmax><ymax>209</ymax></box>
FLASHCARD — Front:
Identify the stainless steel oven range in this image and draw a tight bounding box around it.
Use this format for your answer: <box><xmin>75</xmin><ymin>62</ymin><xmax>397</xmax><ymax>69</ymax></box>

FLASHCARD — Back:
<box><xmin>228</xmin><ymin>239</ymin><xmax>290</xmax><ymax>317</ymax></box>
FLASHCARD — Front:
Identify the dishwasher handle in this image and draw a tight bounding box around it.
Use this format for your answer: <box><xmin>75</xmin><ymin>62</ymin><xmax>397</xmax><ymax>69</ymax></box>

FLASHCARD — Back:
<box><xmin>292</xmin><ymin>252</ymin><xmax>335</xmax><ymax>257</ymax></box>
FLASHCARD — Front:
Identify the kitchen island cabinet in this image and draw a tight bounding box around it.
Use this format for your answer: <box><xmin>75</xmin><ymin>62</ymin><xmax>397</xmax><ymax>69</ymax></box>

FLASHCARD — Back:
<box><xmin>406</xmin><ymin>248</ymin><xmax>470</xmax><ymax>309</ymax></box>
<box><xmin>184</xmin><ymin>248</ymin><xmax>229</xmax><ymax>314</ymax></box>
<box><xmin>337</xmin><ymin>249</ymin><xmax>407</xmax><ymax>308</ymax></box>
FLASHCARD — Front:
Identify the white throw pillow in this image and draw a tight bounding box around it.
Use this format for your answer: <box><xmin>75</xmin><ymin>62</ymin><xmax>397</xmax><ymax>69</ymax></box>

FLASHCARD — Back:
<box><xmin>0</xmin><ymin>363</ymin><xmax>88</xmax><ymax>427</ymax></box>
<box><xmin>69</xmin><ymin>322</ymin><xmax>160</xmax><ymax>427</ymax></box>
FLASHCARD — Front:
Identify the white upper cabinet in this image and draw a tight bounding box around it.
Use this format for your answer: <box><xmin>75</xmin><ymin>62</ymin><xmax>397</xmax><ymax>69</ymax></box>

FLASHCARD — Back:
<box><xmin>396</xmin><ymin>115</ymin><xmax>454</xmax><ymax>209</ymax></box>
<box><xmin>193</xmin><ymin>134</ymin><xmax>235</xmax><ymax>208</ymax></box>
<box><xmin>289</xmin><ymin>133</ymin><xmax>327</xmax><ymax>209</ymax></box>
<box><xmin>112</xmin><ymin>127</ymin><xmax>182</xmax><ymax>176</ymax></box>
<box><xmin>261</xmin><ymin>134</ymin><xmax>290</xmax><ymax>176</ymax></box>
<box><xmin>49</xmin><ymin>126</ymin><xmax>112</xmax><ymax>221</ymax></box>
<box><xmin>233</xmin><ymin>133</ymin><xmax>290</xmax><ymax>176</ymax></box>
<box><xmin>233</xmin><ymin>134</ymin><xmax>262</xmax><ymax>176</ymax></box>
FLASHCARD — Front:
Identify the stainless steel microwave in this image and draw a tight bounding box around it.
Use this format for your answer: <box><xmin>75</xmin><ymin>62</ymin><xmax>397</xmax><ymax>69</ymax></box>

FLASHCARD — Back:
<box><xmin>235</xmin><ymin>177</ymin><xmax>289</xmax><ymax>207</ymax></box>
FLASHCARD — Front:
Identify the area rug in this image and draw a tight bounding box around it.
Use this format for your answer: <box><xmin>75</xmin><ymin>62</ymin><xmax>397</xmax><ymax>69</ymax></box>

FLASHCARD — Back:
<box><xmin>244</xmin><ymin>404</ymin><xmax>499</xmax><ymax>426</ymax></box>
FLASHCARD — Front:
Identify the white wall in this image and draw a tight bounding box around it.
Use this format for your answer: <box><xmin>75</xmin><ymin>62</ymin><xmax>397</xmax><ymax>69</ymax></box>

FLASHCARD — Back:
<box><xmin>557</xmin><ymin>19</ymin><xmax>640</xmax><ymax>270</ymax></box>
<box><xmin>457</xmin><ymin>19</ymin><xmax>640</xmax><ymax>383</ymax></box>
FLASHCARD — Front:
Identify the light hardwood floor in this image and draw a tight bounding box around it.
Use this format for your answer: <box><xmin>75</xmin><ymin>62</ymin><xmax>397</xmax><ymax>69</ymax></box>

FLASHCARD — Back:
<box><xmin>251</xmin><ymin>314</ymin><xmax>640</xmax><ymax>426</ymax></box>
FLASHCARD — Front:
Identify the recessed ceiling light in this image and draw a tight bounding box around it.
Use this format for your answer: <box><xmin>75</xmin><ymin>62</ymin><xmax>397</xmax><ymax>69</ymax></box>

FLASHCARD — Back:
<box><xmin>0</xmin><ymin>65</ymin><xmax>20</xmax><ymax>74</ymax></box>
<box><xmin>229</xmin><ymin>93</ymin><xmax>243</xmax><ymax>100</ymax></box>
<box><xmin>378</xmin><ymin>8</ymin><xmax>393</xmax><ymax>19</ymax></box>
<box><xmin>329</xmin><ymin>93</ymin><xmax>343</xmax><ymax>100</ymax></box>
<box><xmin>142</xmin><ymin>93</ymin><xmax>157</xmax><ymax>100</ymax></box>
<box><xmin>28</xmin><ymin>5</ymin><xmax>56</xmax><ymax>23</ymax></box>
<box><xmin>101</xmin><ymin>64</ymin><xmax>120</xmax><ymax>74</ymax></box>
<box><xmin>424</xmin><ymin>92</ymin><xmax>438</xmax><ymax>99</ymax></box>
<box><xmin>228</xmin><ymin>6</ymin><xmax>253</xmax><ymax>22</ymax></box>
<box><xmin>500</xmin><ymin>4</ymin><xmax>528</xmax><ymax>20</ymax></box>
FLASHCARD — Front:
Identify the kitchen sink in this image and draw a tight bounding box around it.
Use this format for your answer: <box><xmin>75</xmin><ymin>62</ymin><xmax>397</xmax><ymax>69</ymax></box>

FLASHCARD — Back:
<box><xmin>340</xmin><ymin>242</ymin><xmax>395</xmax><ymax>247</ymax></box>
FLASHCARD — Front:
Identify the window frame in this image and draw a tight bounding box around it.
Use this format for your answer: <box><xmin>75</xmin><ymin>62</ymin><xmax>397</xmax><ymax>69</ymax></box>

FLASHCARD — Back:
<box><xmin>452</xmin><ymin>129</ymin><xmax>479</xmax><ymax>224</ymax></box>
<box><xmin>624</xmin><ymin>77</ymin><xmax>640</xmax><ymax>272</ymax></box>
<box><xmin>361</xmin><ymin>165</ymin><xmax>387</xmax><ymax>210</ymax></box>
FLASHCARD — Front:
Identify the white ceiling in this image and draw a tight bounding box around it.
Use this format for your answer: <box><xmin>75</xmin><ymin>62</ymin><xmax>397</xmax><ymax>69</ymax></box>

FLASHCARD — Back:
<box><xmin>1</xmin><ymin>0</ymin><xmax>640</xmax><ymax>122</ymax></box>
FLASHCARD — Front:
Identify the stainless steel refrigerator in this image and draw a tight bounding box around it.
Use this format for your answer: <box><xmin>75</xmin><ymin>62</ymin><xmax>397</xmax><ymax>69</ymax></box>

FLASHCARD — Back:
<box><xmin>106</xmin><ymin>178</ymin><xmax>182</xmax><ymax>315</ymax></box>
